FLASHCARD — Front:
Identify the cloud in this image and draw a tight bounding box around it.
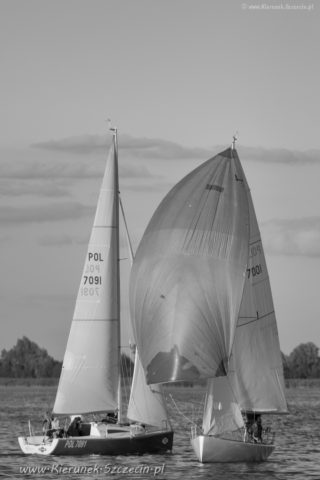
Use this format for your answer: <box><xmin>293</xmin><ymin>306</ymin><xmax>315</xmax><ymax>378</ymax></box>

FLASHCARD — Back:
<box><xmin>1</xmin><ymin>156</ymin><xmax>100</xmax><ymax>180</ymax></box>
<box><xmin>0</xmin><ymin>145</ymin><xmax>155</xmax><ymax>182</ymax></box>
<box><xmin>0</xmin><ymin>202</ymin><xmax>93</xmax><ymax>224</ymax></box>
<box><xmin>262</xmin><ymin>217</ymin><xmax>320</xmax><ymax>257</ymax></box>
<box><xmin>0</xmin><ymin>180</ymin><xmax>70</xmax><ymax>197</ymax></box>
<box><xmin>38</xmin><ymin>234</ymin><xmax>88</xmax><ymax>246</ymax></box>
<box><xmin>239</xmin><ymin>147</ymin><xmax>320</xmax><ymax>165</ymax></box>
<box><xmin>33</xmin><ymin>134</ymin><xmax>320</xmax><ymax>164</ymax></box>
<box><xmin>33</xmin><ymin>134</ymin><xmax>209</xmax><ymax>160</ymax></box>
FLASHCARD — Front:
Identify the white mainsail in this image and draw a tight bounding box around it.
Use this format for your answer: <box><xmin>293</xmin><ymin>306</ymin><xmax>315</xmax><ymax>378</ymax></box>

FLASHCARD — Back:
<box><xmin>228</xmin><ymin>150</ymin><xmax>287</xmax><ymax>413</ymax></box>
<box><xmin>53</xmin><ymin>135</ymin><xmax>120</xmax><ymax>415</ymax></box>
<box><xmin>201</xmin><ymin>147</ymin><xmax>287</xmax><ymax>435</ymax></box>
<box><xmin>130</xmin><ymin>148</ymin><xmax>250</xmax><ymax>384</ymax></box>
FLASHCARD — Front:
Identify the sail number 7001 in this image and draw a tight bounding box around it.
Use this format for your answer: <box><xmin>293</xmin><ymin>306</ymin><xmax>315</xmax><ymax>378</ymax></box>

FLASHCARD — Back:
<box><xmin>247</xmin><ymin>264</ymin><xmax>262</xmax><ymax>278</ymax></box>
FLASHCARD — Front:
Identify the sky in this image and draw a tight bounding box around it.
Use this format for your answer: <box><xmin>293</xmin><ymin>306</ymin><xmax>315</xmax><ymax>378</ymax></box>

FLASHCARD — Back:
<box><xmin>0</xmin><ymin>0</ymin><xmax>319</xmax><ymax>360</ymax></box>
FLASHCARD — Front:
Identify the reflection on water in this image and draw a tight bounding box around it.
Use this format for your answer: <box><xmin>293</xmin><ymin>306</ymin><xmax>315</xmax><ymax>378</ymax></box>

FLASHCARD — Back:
<box><xmin>0</xmin><ymin>384</ymin><xmax>319</xmax><ymax>479</ymax></box>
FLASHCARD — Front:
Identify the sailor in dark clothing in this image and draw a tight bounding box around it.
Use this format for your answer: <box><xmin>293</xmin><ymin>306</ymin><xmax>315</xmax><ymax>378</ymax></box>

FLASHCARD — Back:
<box><xmin>67</xmin><ymin>416</ymin><xmax>82</xmax><ymax>437</ymax></box>
<box><xmin>252</xmin><ymin>415</ymin><xmax>263</xmax><ymax>443</ymax></box>
<box><xmin>42</xmin><ymin>412</ymin><xmax>52</xmax><ymax>435</ymax></box>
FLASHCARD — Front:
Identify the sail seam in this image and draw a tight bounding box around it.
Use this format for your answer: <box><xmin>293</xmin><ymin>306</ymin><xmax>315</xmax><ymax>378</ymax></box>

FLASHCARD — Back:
<box><xmin>249</xmin><ymin>239</ymin><xmax>261</xmax><ymax>247</ymax></box>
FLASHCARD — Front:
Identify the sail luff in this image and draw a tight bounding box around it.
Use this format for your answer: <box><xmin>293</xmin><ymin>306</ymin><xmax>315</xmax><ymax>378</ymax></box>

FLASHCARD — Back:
<box><xmin>113</xmin><ymin>129</ymin><xmax>123</xmax><ymax>424</ymax></box>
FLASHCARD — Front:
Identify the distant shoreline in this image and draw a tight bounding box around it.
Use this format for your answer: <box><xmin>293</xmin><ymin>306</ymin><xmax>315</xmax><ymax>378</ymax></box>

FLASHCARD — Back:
<box><xmin>1</xmin><ymin>377</ymin><xmax>320</xmax><ymax>388</ymax></box>
<box><xmin>0</xmin><ymin>377</ymin><xmax>59</xmax><ymax>386</ymax></box>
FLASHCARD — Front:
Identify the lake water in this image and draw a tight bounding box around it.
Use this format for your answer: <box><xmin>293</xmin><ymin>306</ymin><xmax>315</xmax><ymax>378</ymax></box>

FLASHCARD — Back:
<box><xmin>0</xmin><ymin>384</ymin><xmax>319</xmax><ymax>479</ymax></box>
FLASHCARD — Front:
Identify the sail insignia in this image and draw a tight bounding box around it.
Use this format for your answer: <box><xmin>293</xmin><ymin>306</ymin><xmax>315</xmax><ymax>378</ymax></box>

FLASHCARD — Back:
<box><xmin>206</xmin><ymin>184</ymin><xmax>224</xmax><ymax>193</ymax></box>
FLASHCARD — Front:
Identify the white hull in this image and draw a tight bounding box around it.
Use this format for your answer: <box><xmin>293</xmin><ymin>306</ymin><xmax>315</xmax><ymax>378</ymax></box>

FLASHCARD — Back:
<box><xmin>191</xmin><ymin>435</ymin><xmax>274</xmax><ymax>463</ymax></box>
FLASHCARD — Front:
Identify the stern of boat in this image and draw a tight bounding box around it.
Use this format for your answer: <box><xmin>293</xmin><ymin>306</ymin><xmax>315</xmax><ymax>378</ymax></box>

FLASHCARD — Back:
<box><xmin>18</xmin><ymin>436</ymin><xmax>59</xmax><ymax>455</ymax></box>
<box><xmin>190</xmin><ymin>426</ymin><xmax>274</xmax><ymax>463</ymax></box>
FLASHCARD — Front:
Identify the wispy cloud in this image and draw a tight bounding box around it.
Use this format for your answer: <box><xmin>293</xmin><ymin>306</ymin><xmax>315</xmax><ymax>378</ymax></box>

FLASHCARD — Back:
<box><xmin>0</xmin><ymin>202</ymin><xmax>93</xmax><ymax>224</ymax></box>
<box><xmin>38</xmin><ymin>234</ymin><xmax>88</xmax><ymax>246</ymax></box>
<box><xmin>0</xmin><ymin>180</ymin><xmax>70</xmax><ymax>197</ymax></box>
<box><xmin>0</xmin><ymin>146</ymin><xmax>155</xmax><ymax>182</ymax></box>
<box><xmin>262</xmin><ymin>217</ymin><xmax>320</xmax><ymax>257</ymax></box>
<box><xmin>33</xmin><ymin>134</ymin><xmax>320</xmax><ymax>164</ymax></box>
<box><xmin>239</xmin><ymin>147</ymin><xmax>320</xmax><ymax>165</ymax></box>
<box><xmin>33</xmin><ymin>134</ymin><xmax>209</xmax><ymax>159</ymax></box>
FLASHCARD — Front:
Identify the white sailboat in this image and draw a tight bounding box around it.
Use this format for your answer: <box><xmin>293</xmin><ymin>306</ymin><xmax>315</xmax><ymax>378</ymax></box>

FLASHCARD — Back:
<box><xmin>18</xmin><ymin>127</ymin><xmax>173</xmax><ymax>456</ymax></box>
<box><xmin>130</xmin><ymin>137</ymin><xmax>287</xmax><ymax>463</ymax></box>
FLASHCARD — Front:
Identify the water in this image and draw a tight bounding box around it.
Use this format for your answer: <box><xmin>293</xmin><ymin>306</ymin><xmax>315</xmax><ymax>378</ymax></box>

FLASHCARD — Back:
<box><xmin>0</xmin><ymin>384</ymin><xmax>319</xmax><ymax>479</ymax></box>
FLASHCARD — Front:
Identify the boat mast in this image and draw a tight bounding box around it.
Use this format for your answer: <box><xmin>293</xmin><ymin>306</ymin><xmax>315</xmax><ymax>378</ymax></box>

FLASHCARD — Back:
<box><xmin>231</xmin><ymin>131</ymin><xmax>238</xmax><ymax>150</ymax></box>
<box><xmin>109</xmin><ymin>121</ymin><xmax>123</xmax><ymax>424</ymax></box>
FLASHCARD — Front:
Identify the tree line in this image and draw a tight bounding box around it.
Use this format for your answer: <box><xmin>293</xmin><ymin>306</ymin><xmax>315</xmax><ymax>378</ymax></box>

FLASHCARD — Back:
<box><xmin>0</xmin><ymin>336</ymin><xmax>134</xmax><ymax>378</ymax></box>
<box><xmin>282</xmin><ymin>342</ymin><xmax>320</xmax><ymax>379</ymax></box>
<box><xmin>0</xmin><ymin>337</ymin><xmax>319</xmax><ymax>379</ymax></box>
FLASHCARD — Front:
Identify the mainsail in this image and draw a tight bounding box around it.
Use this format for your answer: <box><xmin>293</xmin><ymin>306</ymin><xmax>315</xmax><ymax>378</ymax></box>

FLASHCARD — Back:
<box><xmin>228</xmin><ymin>150</ymin><xmax>288</xmax><ymax>413</ymax></box>
<box><xmin>53</xmin><ymin>136</ymin><xmax>120</xmax><ymax>414</ymax></box>
<box><xmin>130</xmin><ymin>148</ymin><xmax>250</xmax><ymax>384</ymax></box>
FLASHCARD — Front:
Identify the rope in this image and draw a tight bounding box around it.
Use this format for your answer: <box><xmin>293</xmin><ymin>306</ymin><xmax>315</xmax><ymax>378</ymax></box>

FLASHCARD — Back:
<box><xmin>168</xmin><ymin>394</ymin><xmax>197</xmax><ymax>426</ymax></box>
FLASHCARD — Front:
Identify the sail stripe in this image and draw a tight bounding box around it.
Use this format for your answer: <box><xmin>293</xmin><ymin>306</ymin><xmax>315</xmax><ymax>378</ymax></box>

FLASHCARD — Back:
<box><xmin>237</xmin><ymin>311</ymin><xmax>275</xmax><ymax>327</ymax></box>
<box><xmin>249</xmin><ymin>239</ymin><xmax>262</xmax><ymax>247</ymax></box>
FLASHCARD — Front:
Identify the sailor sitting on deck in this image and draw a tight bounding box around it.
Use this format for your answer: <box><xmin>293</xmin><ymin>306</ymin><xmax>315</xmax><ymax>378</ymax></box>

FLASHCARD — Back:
<box><xmin>67</xmin><ymin>416</ymin><xmax>82</xmax><ymax>437</ymax></box>
<box><xmin>101</xmin><ymin>411</ymin><xmax>118</xmax><ymax>424</ymax></box>
<box><xmin>42</xmin><ymin>412</ymin><xmax>52</xmax><ymax>435</ymax></box>
<box><xmin>252</xmin><ymin>415</ymin><xmax>263</xmax><ymax>443</ymax></box>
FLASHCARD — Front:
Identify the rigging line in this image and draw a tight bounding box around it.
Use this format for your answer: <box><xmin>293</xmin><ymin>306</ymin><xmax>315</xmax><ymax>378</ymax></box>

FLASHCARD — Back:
<box><xmin>119</xmin><ymin>194</ymin><xmax>134</xmax><ymax>264</ymax></box>
<box><xmin>168</xmin><ymin>394</ymin><xmax>197</xmax><ymax>426</ymax></box>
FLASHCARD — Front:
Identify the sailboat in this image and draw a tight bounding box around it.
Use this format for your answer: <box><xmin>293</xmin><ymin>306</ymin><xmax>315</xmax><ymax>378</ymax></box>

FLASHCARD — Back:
<box><xmin>130</xmin><ymin>137</ymin><xmax>287</xmax><ymax>463</ymax></box>
<box><xmin>18</xmin><ymin>127</ymin><xmax>173</xmax><ymax>456</ymax></box>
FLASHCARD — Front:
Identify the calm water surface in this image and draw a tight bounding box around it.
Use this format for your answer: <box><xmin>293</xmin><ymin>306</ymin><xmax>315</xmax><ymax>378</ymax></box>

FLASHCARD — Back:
<box><xmin>0</xmin><ymin>385</ymin><xmax>319</xmax><ymax>479</ymax></box>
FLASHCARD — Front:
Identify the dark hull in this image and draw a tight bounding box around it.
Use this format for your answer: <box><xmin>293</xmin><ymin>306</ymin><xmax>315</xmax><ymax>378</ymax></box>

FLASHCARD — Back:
<box><xmin>19</xmin><ymin>430</ymin><xmax>173</xmax><ymax>456</ymax></box>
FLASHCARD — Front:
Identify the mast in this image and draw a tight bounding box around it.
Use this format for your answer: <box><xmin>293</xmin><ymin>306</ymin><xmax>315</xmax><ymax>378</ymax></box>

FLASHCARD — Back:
<box><xmin>109</xmin><ymin>123</ymin><xmax>123</xmax><ymax>424</ymax></box>
<box><xmin>231</xmin><ymin>131</ymin><xmax>238</xmax><ymax>150</ymax></box>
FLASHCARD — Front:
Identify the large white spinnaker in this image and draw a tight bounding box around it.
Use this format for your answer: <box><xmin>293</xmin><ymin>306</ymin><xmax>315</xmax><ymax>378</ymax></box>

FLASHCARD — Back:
<box><xmin>53</xmin><ymin>136</ymin><xmax>120</xmax><ymax>415</ymax></box>
<box><xmin>130</xmin><ymin>148</ymin><xmax>250</xmax><ymax>385</ymax></box>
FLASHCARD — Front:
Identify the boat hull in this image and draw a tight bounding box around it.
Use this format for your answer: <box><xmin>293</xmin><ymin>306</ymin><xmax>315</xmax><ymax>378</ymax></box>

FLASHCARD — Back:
<box><xmin>191</xmin><ymin>435</ymin><xmax>274</xmax><ymax>463</ymax></box>
<box><xmin>18</xmin><ymin>430</ymin><xmax>173</xmax><ymax>456</ymax></box>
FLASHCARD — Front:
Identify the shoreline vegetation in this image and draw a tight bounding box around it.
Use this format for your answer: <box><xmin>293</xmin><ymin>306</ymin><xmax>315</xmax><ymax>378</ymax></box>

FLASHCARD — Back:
<box><xmin>1</xmin><ymin>377</ymin><xmax>320</xmax><ymax>389</ymax></box>
<box><xmin>1</xmin><ymin>337</ymin><xmax>320</xmax><ymax>385</ymax></box>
